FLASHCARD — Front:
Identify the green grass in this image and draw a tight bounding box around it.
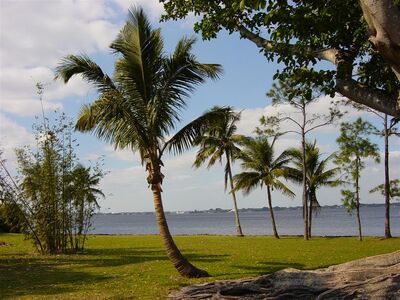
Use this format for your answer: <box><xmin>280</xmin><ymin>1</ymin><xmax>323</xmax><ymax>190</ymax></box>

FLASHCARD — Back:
<box><xmin>0</xmin><ymin>234</ymin><xmax>399</xmax><ymax>299</ymax></box>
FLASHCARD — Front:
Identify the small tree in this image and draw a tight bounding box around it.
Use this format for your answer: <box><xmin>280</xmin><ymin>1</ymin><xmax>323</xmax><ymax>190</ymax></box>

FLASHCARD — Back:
<box><xmin>0</xmin><ymin>156</ymin><xmax>25</xmax><ymax>233</ymax></box>
<box><xmin>233</xmin><ymin>135</ymin><xmax>294</xmax><ymax>238</ymax></box>
<box><xmin>0</xmin><ymin>150</ymin><xmax>43</xmax><ymax>249</ymax></box>
<box><xmin>370</xmin><ymin>179</ymin><xmax>400</xmax><ymax>201</ymax></box>
<box><xmin>265</xmin><ymin>76</ymin><xmax>341</xmax><ymax>240</ymax></box>
<box><xmin>370</xmin><ymin>179</ymin><xmax>400</xmax><ymax>233</ymax></box>
<box><xmin>345</xmin><ymin>99</ymin><xmax>400</xmax><ymax>238</ymax></box>
<box><xmin>14</xmin><ymin>110</ymin><xmax>105</xmax><ymax>254</ymax></box>
<box><xmin>0</xmin><ymin>197</ymin><xmax>26</xmax><ymax>233</ymax></box>
<box><xmin>194</xmin><ymin>106</ymin><xmax>244</xmax><ymax>236</ymax></box>
<box><xmin>335</xmin><ymin>118</ymin><xmax>380</xmax><ymax>241</ymax></box>
<box><xmin>285</xmin><ymin>141</ymin><xmax>341</xmax><ymax>237</ymax></box>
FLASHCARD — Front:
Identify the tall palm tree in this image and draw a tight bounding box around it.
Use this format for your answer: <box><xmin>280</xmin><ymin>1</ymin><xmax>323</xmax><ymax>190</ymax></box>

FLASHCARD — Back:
<box><xmin>55</xmin><ymin>7</ymin><xmax>224</xmax><ymax>277</ymax></box>
<box><xmin>233</xmin><ymin>136</ymin><xmax>294</xmax><ymax>238</ymax></box>
<box><xmin>193</xmin><ymin>106</ymin><xmax>244</xmax><ymax>236</ymax></box>
<box><xmin>286</xmin><ymin>141</ymin><xmax>341</xmax><ymax>237</ymax></box>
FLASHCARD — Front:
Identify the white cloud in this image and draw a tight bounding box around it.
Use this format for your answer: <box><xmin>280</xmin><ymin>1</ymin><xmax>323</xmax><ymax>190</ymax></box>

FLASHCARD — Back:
<box><xmin>0</xmin><ymin>0</ymin><xmax>118</xmax><ymax>117</ymax></box>
<box><xmin>0</xmin><ymin>0</ymin><xmax>118</xmax><ymax>68</ymax></box>
<box><xmin>112</xmin><ymin>0</ymin><xmax>164</xmax><ymax>18</ymax></box>
<box><xmin>0</xmin><ymin>67</ymin><xmax>91</xmax><ymax>116</ymax></box>
<box><xmin>0</xmin><ymin>113</ymin><xmax>34</xmax><ymax>169</ymax></box>
<box><xmin>0</xmin><ymin>99</ymin><xmax>62</xmax><ymax>117</ymax></box>
<box><xmin>104</xmin><ymin>145</ymin><xmax>139</xmax><ymax>162</ymax></box>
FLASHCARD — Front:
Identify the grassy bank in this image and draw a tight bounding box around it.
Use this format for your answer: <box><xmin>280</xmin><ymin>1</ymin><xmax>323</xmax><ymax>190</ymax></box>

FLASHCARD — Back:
<box><xmin>1</xmin><ymin>234</ymin><xmax>399</xmax><ymax>299</ymax></box>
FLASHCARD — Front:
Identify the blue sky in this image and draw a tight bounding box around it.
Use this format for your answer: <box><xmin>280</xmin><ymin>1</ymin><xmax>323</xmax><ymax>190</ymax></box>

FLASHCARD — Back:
<box><xmin>1</xmin><ymin>0</ymin><xmax>399</xmax><ymax>213</ymax></box>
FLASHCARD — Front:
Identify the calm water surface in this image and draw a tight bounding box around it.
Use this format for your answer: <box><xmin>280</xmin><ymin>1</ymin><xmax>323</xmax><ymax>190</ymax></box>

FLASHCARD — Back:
<box><xmin>91</xmin><ymin>206</ymin><xmax>400</xmax><ymax>236</ymax></box>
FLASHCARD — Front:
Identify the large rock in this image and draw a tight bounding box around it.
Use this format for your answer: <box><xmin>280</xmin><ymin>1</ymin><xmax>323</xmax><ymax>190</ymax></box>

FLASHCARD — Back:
<box><xmin>169</xmin><ymin>251</ymin><xmax>400</xmax><ymax>299</ymax></box>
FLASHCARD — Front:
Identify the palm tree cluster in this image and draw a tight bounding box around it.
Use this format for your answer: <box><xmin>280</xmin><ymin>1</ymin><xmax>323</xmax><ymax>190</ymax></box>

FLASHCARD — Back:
<box><xmin>194</xmin><ymin>110</ymin><xmax>340</xmax><ymax>240</ymax></box>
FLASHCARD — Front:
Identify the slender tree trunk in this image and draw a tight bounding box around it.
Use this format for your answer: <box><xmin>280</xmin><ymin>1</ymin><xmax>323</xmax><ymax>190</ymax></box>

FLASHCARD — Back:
<box><xmin>308</xmin><ymin>192</ymin><xmax>312</xmax><ymax>238</ymax></box>
<box><xmin>151</xmin><ymin>176</ymin><xmax>208</xmax><ymax>278</ymax></box>
<box><xmin>301</xmin><ymin>120</ymin><xmax>309</xmax><ymax>240</ymax></box>
<box><xmin>226</xmin><ymin>154</ymin><xmax>244</xmax><ymax>237</ymax></box>
<box><xmin>267</xmin><ymin>186</ymin><xmax>279</xmax><ymax>238</ymax></box>
<box><xmin>356</xmin><ymin>158</ymin><xmax>363</xmax><ymax>241</ymax></box>
<box><xmin>383</xmin><ymin>115</ymin><xmax>392</xmax><ymax>238</ymax></box>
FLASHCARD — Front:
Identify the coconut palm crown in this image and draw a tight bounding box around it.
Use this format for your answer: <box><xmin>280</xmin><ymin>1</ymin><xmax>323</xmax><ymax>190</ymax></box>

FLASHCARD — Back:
<box><xmin>233</xmin><ymin>136</ymin><xmax>294</xmax><ymax>238</ymax></box>
<box><xmin>285</xmin><ymin>141</ymin><xmax>341</xmax><ymax>237</ymax></box>
<box><xmin>193</xmin><ymin>106</ymin><xmax>244</xmax><ymax>236</ymax></box>
<box><xmin>55</xmin><ymin>7</ymin><xmax>224</xmax><ymax>278</ymax></box>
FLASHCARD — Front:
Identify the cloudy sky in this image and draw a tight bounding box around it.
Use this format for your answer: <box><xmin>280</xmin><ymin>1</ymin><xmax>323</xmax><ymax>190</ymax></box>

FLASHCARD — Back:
<box><xmin>1</xmin><ymin>0</ymin><xmax>399</xmax><ymax>213</ymax></box>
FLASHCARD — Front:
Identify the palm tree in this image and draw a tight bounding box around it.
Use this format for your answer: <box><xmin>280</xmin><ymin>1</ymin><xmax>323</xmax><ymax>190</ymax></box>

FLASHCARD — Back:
<box><xmin>286</xmin><ymin>141</ymin><xmax>340</xmax><ymax>237</ymax></box>
<box><xmin>233</xmin><ymin>136</ymin><xmax>294</xmax><ymax>238</ymax></box>
<box><xmin>70</xmin><ymin>164</ymin><xmax>104</xmax><ymax>250</ymax></box>
<box><xmin>193</xmin><ymin>106</ymin><xmax>244</xmax><ymax>236</ymax></box>
<box><xmin>55</xmin><ymin>7</ymin><xmax>224</xmax><ymax>277</ymax></box>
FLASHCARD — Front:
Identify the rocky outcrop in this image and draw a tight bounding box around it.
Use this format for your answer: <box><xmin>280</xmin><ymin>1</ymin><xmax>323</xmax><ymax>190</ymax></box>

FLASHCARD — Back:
<box><xmin>169</xmin><ymin>251</ymin><xmax>400</xmax><ymax>299</ymax></box>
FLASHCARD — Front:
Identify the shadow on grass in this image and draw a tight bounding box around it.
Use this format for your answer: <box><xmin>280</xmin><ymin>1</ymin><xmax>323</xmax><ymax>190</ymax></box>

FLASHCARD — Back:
<box><xmin>0</xmin><ymin>259</ymin><xmax>111</xmax><ymax>298</ymax></box>
<box><xmin>232</xmin><ymin>261</ymin><xmax>305</xmax><ymax>276</ymax></box>
<box><xmin>0</xmin><ymin>246</ymin><xmax>228</xmax><ymax>298</ymax></box>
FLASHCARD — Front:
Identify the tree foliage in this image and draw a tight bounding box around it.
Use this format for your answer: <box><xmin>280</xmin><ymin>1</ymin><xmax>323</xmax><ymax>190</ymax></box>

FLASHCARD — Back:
<box><xmin>285</xmin><ymin>141</ymin><xmax>341</xmax><ymax>236</ymax></box>
<box><xmin>335</xmin><ymin>118</ymin><xmax>380</xmax><ymax>240</ymax></box>
<box><xmin>370</xmin><ymin>179</ymin><xmax>400</xmax><ymax>200</ymax></box>
<box><xmin>160</xmin><ymin>0</ymin><xmax>400</xmax><ymax>117</ymax></box>
<box><xmin>233</xmin><ymin>134</ymin><xmax>294</xmax><ymax>238</ymax></box>
<box><xmin>261</xmin><ymin>77</ymin><xmax>341</xmax><ymax>240</ymax></box>
<box><xmin>14</xmin><ymin>112</ymin><xmax>105</xmax><ymax>253</ymax></box>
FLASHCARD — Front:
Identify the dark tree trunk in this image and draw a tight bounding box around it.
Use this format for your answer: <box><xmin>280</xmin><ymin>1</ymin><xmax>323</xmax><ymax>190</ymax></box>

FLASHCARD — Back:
<box><xmin>151</xmin><ymin>175</ymin><xmax>208</xmax><ymax>278</ymax></box>
<box><xmin>267</xmin><ymin>186</ymin><xmax>279</xmax><ymax>239</ymax></box>
<box><xmin>301</xmin><ymin>119</ymin><xmax>309</xmax><ymax>240</ymax></box>
<box><xmin>226</xmin><ymin>154</ymin><xmax>244</xmax><ymax>237</ymax></box>
<box><xmin>355</xmin><ymin>159</ymin><xmax>363</xmax><ymax>241</ymax></box>
<box><xmin>308</xmin><ymin>192</ymin><xmax>312</xmax><ymax>238</ymax></box>
<box><xmin>383</xmin><ymin>115</ymin><xmax>392</xmax><ymax>238</ymax></box>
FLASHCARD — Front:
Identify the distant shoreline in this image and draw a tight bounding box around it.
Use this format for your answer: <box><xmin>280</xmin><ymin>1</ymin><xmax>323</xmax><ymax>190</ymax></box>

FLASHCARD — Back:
<box><xmin>86</xmin><ymin>233</ymin><xmax>390</xmax><ymax>238</ymax></box>
<box><xmin>97</xmin><ymin>202</ymin><xmax>399</xmax><ymax>215</ymax></box>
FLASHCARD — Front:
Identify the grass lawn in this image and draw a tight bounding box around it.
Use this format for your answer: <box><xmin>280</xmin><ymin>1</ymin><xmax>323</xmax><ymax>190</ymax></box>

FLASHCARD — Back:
<box><xmin>0</xmin><ymin>234</ymin><xmax>399</xmax><ymax>299</ymax></box>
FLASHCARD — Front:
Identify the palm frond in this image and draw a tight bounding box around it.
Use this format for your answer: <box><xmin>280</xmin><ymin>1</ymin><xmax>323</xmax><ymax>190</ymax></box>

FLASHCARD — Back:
<box><xmin>309</xmin><ymin>189</ymin><xmax>321</xmax><ymax>215</ymax></box>
<box><xmin>154</xmin><ymin>38</ymin><xmax>222</xmax><ymax>136</ymax></box>
<box><xmin>164</xmin><ymin>107</ymin><xmax>231</xmax><ymax>155</ymax></box>
<box><xmin>232</xmin><ymin>172</ymin><xmax>261</xmax><ymax>196</ymax></box>
<box><xmin>224</xmin><ymin>162</ymin><xmax>229</xmax><ymax>192</ymax></box>
<box><xmin>272</xmin><ymin>179</ymin><xmax>295</xmax><ymax>198</ymax></box>
<box><xmin>193</xmin><ymin>143</ymin><xmax>218</xmax><ymax>168</ymax></box>
<box><xmin>54</xmin><ymin>54</ymin><xmax>116</xmax><ymax>93</ymax></box>
<box><xmin>75</xmin><ymin>94</ymin><xmax>150</xmax><ymax>159</ymax></box>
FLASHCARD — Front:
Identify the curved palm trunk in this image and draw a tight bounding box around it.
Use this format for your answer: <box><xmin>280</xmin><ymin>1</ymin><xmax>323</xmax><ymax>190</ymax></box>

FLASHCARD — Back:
<box><xmin>151</xmin><ymin>182</ymin><xmax>208</xmax><ymax>278</ymax></box>
<box><xmin>267</xmin><ymin>186</ymin><xmax>279</xmax><ymax>239</ymax></box>
<box><xmin>226</xmin><ymin>154</ymin><xmax>244</xmax><ymax>237</ymax></box>
<box><xmin>383</xmin><ymin>115</ymin><xmax>392</xmax><ymax>238</ymax></box>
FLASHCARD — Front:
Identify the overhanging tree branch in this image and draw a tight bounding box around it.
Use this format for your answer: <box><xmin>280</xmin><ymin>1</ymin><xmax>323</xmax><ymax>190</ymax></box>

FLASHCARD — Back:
<box><xmin>236</xmin><ymin>22</ymin><xmax>400</xmax><ymax>118</ymax></box>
